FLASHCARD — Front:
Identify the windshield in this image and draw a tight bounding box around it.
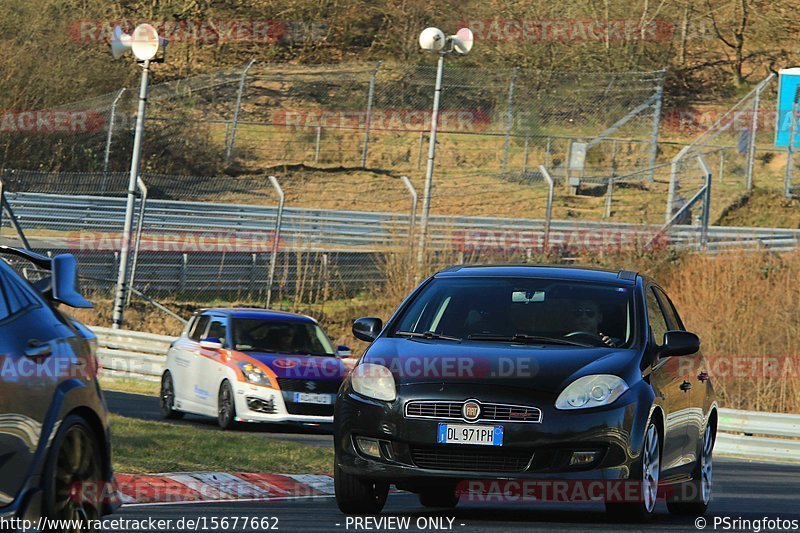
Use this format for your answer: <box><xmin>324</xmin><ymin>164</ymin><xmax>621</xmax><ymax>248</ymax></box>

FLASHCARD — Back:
<box><xmin>231</xmin><ymin>319</ymin><xmax>336</xmax><ymax>356</ymax></box>
<box><xmin>392</xmin><ymin>277</ymin><xmax>636</xmax><ymax>348</ymax></box>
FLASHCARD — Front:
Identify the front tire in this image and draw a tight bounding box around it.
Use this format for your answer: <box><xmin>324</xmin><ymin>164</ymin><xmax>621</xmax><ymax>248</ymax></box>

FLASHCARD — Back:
<box><xmin>334</xmin><ymin>457</ymin><xmax>388</xmax><ymax>514</ymax></box>
<box><xmin>160</xmin><ymin>371</ymin><xmax>184</xmax><ymax>420</ymax></box>
<box><xmin>667</xmin><ymin>424</ymin><xmax>714</xmax><ymax>515</ymax></box>
<box><xmin>217</xmin><ymin>380</ymin><xmax>237</xmax><ymax>430</ymax></box>
<box><xmin>42</xmin><ymin>415</ymin><xmax>104</xmax><ymax>531</ymax></box>
<box><xmin>606</xmin><ymin>420</ymin><xmax>661</xmax><ymax>522</ymax></box>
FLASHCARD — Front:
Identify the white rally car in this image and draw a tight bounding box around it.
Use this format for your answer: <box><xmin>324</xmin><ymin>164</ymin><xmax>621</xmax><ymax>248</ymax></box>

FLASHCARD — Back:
<box><xmin>161</xmin><ymin>308</ymin><xmax>352</xmax><ymax>429</ymax></box>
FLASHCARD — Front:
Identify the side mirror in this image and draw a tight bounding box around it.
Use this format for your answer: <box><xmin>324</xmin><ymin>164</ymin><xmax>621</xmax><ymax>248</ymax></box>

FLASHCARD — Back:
<box><xmin>353</xmin><ymin>317</ymin><xmax>383</xmax><ymax>343</ymax></box>
<box><xmin>200</xmin><ymin>337</ymin><xmax>223</xmax><ymax>350</ymax></box>
<box><xmin>336</xmin><ymin>345</ymin><xmax>352</xmax><ymax>357</ymax></box>
<box><xmin>659</xmin><ymin>330</ymin><xmax>700</xmax><ymax>358</ymax></box>
<box><xmin>52</xmin><ymin>254</ymin><xmax>93</xmax><ymax>308</ymax></box>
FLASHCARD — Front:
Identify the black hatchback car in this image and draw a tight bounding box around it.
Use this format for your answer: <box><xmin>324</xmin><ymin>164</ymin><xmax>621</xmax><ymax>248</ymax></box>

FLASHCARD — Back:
<box><xmin>334</xmin><ymin>265</ymin><xmax>716</xmax><ymax>520</ymax></box>
<box><xmin>0</xmin><ymin>247</ymin><xmax>118</xmax><ymax>527</ymax></box>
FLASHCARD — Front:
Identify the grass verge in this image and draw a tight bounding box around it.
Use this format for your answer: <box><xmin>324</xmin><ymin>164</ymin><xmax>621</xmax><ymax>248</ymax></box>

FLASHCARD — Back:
<box><xmin>101</xmin><ymin>376</ymin><xmax>159</xmax><ymax>397</ymax></box>
<box><xmin>110</xmin><ymin>414</ymin><xmax>334</xmax><ymax>475</ymax></box>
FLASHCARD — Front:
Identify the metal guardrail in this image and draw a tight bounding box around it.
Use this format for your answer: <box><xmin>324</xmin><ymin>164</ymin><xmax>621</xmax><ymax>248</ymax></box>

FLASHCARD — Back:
<box><xmin>716</xmin><ymin>408</ymin><xmax>800</xmax><ymax>462</ymax></box>
<box><xmin>93</xmin><ymin>326</ymin><xmax>174</xmax><ymax>382</ymax></box>
<box><xmin>94</xmin><ymin>327</ymin><xmax>800</xmax><ymax>462</ymax></box>
<box><xmin>7</xmin><ymin>192</ymin><xmax>800</xmax><ymax>253</ymax></box>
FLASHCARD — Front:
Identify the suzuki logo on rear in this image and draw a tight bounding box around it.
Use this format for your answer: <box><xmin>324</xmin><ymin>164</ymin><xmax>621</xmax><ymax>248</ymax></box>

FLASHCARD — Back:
<box><xmin>463</xmin><ymin>400</ymin><xmax>481</xmax><ymax>421</ymax></box>
<box><xmin>305</xmin><ymin>381</ymin><xmax>317</xmax><ymax>391</ymax></box>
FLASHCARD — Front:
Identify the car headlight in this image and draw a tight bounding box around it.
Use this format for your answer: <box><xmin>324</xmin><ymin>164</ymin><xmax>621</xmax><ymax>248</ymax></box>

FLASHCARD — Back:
<box><xmin>555</xmin><ymin>374</ymin><xmax>629</xmax><ymax>410</ymax></box>
<box><xmin>351</xmin><ymin>363</ymin><xmax>396</xmax><ymax>402</ymax></box>
<box><xmin>238</xmin><ymin>362</ymin><xmax>272</xmax><ymax>387</ymax></box>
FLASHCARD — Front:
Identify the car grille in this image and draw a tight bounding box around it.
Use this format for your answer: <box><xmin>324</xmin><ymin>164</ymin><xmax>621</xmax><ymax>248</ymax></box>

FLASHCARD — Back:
<box><xmin>284</xmin><ymin>402</ymin><xmax>334</xmax><ymax>417</ymax></box>
<box><xmin>276</xmin><ymin>378</ymin><xmax>341</xmax><ymax>394</ymax></box>
<box><xmin>410</xmin><ymin>445</ymin><xmax>533</xmax><ymax>472</ymax></box>
<box><xmin>405</xmin><ymin>401</ymin><xmax>542</xmax><ymax>423</ymax></box>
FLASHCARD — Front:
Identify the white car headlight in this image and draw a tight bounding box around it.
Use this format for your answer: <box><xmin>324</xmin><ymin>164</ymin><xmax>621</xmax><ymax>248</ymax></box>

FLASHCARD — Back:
<box><xmin>238</xmin><ymin>362</ymin><xmax>272</xmax><ymax>387</ymax></box>
<box><xmin>555</xmin><ymin>374</ymin><xmax>629</xmax><ymax>410</ymax></box>
<box><xmin>351</xmin><ymin>363</ymin><xmax>396</xmax><ymax>402</ymax></box>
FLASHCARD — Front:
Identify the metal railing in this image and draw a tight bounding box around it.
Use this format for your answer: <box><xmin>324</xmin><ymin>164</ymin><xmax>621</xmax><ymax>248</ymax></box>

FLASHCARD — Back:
<box><xmin>716</xmin><ymin>408</ymin><xmax>800</xmax><ymax>462</ymax></box>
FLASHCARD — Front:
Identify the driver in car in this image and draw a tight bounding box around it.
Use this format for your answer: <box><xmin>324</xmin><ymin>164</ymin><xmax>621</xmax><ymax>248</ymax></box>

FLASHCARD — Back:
<box><xmin>571</xmin><ymin>299</ymin><xmax>617</xmax><ymax>347</ymax></box>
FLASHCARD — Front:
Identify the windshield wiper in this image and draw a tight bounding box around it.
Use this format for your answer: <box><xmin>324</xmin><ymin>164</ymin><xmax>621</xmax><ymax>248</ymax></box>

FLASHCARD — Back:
<box><xmin>394</xmin><ymin>330</ymin><xmax>462</xmax><ymax>342</ymax></box>
<box><xmin>467</xmin><ymin>333</ymin><xmax>591</xmax><ymax>347</ymax></box>
<box><xmin>289</xmin><ymin>350</ymin><xmax>332</xmax><ymax>356</ymax></box>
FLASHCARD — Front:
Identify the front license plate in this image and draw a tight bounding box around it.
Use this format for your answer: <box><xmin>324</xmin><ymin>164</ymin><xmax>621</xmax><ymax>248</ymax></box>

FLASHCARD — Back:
<box><xmin>292</xmin><ymin>392</ymin><xmax>332</xmax><ymax>404</ymax></box>
<box><xmin>437</xmin><ymin>423</ymin><xmax>503</xmax><ymax>446</ymax></box>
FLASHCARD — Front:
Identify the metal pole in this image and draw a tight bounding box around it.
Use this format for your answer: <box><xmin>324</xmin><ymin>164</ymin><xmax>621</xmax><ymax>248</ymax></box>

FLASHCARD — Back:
<box><xmin>718</xmin><ymin>151</ymin><xmax>725</xmax><ymax>183</ymax></box>
<box><xmin>415</xmin><ymin>52</ymin><xmax>445</xmax><ymax>277</ymax></box>
<box><xmin>400</xmin><ymin>175</ymin><xmax>417</xmax><ymax>242</ymax></box>
<box><xmin>604</xmin><ymin>178</ymin><xmax>614</xmax><ymax>219</ymax></box>
<box><xmin>648</xmin><ymin>74</ymin><xmax>665</xmax><ymax>181</ymax></box>
<box><xmin>314</xmin><ymin>126</ymin><xmax>322</xmax><ymax>163</ymax></box>
<box><xmin>126</xmin><ymin>176</ymin><xmax>148</xmax><ymax>306</ymax></box>
<box><xmin>501</xmin><ymin>68</ymin><xmax>518</xmax><ymax>176</ymax></box>
<box><xmin>102</xmin><ymin>88</ymin><xmax>127</xmax><ymax>192</ymax></box>
<box><xmin>539</xmin><ymin>165</ymin><xmax>554</xmax><ymax>252</ymax></box>
<box><xmin>545</xmin><ymin>137</ymin><xmax>551</xmax><ymax>167</ymax></box>
<box><xmin>697</xmin><ymin>155</ymin><xmax>712</xmax><ymax>250</ymax></box>
<box><xmin>610</xmin><ymin>140</ymin><xmax>618</xmax><ymax>179</ymax></box>
<box><xmin>265</xmin><ymin>175</ymin><xmax>285</xmax><ymax>308</ymax></box>
<box><xmin>785</xmin><ymin>111</ymin><xmax>796</xmax><ymax>198</ymax></box>
<box><xmin>112</xmin><ymin>59</ymin><xmax>151</xmax><ymax>330</ymax></box>
<box><xmin>522</xmin><ymin>137</ymin><xmax>529</xmax><ymax>174</ymax></box>
<box><xmin>361</xmin><ymin>62</ymin><xmax>381</xmax><ymax>168</ymax></box>
<box><xmin>746</xmin><ymin>90</ymin><xmax>760</xmax><ymax>190</ymax></box>
<box><xmin>417</xmin><ymin>131</ymin><xmax>425</xmax><ymax>169</ymax></box>
<box><xmin>225</xmin><ymin>59</ymin><xmax>255</xmax><ymax>164</ymax></box>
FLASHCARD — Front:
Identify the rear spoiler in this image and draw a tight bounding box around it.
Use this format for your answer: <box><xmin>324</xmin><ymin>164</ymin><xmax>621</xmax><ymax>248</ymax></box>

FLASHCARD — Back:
<box><xmin>0</xmin><ymin>246</ymin><xmax>93</xmax><ymax>308</ymax></box>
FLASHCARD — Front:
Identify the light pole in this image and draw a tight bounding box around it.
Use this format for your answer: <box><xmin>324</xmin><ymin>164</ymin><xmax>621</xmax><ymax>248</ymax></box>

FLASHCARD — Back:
<box><xmin>415</xmin><ymin>27</ymin><xmax>473</xmax><ymax>278</ymax></box>
<box><xmin>109</xmin><ymin>23</ymin><xmax>164</xmax><ymax>329</ymax></box>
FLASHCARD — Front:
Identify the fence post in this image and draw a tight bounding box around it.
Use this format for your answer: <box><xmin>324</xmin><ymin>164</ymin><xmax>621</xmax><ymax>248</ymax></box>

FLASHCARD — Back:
<box><xmin>785</xmin><ymin>109</ymin><xmax>796</xmax><ymax>198</ymax></box>
<box><xmin>225</xmin><ymin>59</ymin><xmax>255</xmax><ymax>164</ymax></box>
<box><xmin>746</xmin><ymin>74</ymin><xmax>776</xmax><ymax>190</ymax></box>
<box><xmin>179</xmin><ymin>253</ymin><xmax>188</xmax><ymax>292</ymax></box>
<box><xmin>522</xmin><ymin>137</ymin><xmax>529</xmax><ymax>174</ymax></box>
<box><xmin>501</xmin><ymin>68</ymin><xmax>518</xmax><ymax>176</ymax></box>
<box><xmin>315</xmin><ymin>126</ymin><xmax>322</xmax><ymax>163</ymax></box>
<box><xmin>249</xmin><ymin>253</ymin><xmax>258</xmax><ymax>296</ymax></box>
<box><xmin>697</xmin><ymin>155</ymin><xmax>712</xmax><ymax>250</ymax></box>
<box><xmin>545</xmin><ymin>137</ymin><xmax>552</xmax><ymax>167</ymax></box>
<box><xmin>266</xmin><ymin>175</ymin><xmax>285</xmax><ymax>308</ymax></box>
<box><xmin>718</xmin><ymin>151</ymin><xmax>725</xmax><ymax>183</ymax></box>
<box><xmin>361</xmin><ymin>62</ymin><xmax>381</xmax><ymax>168</ymax></box>
<box><xmin>604</xmin><ymin>178</ymin><xmax>614</xmax><ymax>219</ymax></box>
<box><xmin>417</xmin><ymin>131</ymin><xmax>425</xmax><ymax>169</ymax></box>
<box><xmin>400</xmin><ymin>176</ymin><xmax>418</xmax><ymax>243</ymax></box>
<box><xmin>647</xmin><ymin>72</ymin><xmax>665</xmax><ymax>181</ymax></box>
<box><xmin>102</xmin><ymin>88</ymin><xmax>126</xmax><ymax>192</ymax></box>
<box><xmin>610</xmin><ymin>140</ymin><xmax>618</xmax><ymax>180</ymax></box>
<box><xmin>539</xmin><ymin>166</ymin><xmax>554</xmax><ymax>252</ymax></box>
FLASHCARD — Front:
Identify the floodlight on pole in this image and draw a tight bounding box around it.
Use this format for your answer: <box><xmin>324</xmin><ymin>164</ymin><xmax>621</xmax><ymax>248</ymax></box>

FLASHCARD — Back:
<box><xmin>110</xmin><ymin>23</ymin><xmax>163</xmax><ymax>329</ymax></box>
<box><xmin>415</xmin><ymin>27</ymin><xmax>473</xmax><ymax>280</ymax></box>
